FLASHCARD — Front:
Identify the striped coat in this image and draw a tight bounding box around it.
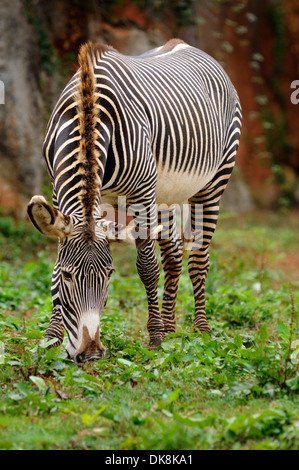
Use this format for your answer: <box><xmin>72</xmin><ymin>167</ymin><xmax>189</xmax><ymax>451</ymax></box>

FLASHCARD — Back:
<box><xmin>28</xmin><ymin>39</ymin><xmax>242</xmax><ymax>363</ymax></box>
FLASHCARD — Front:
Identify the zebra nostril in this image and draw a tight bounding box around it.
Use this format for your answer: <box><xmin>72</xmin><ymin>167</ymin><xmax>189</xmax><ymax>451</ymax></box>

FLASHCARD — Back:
<box><xmin>75</xmin><ymin>352</ymin><xmax>85</xmax><ymax>364</ymax></box>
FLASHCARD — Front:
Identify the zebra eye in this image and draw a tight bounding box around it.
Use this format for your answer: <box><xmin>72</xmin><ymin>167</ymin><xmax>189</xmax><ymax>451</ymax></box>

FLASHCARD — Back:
<box><xmin>106</xmin><ymin>266</ymin><xmax>115</xmax><ymax>278</ymax></box>
<box><xmin>62</xmin><ymin>270</ymin><xmax>72</xmax><ymax>281</ymax></box>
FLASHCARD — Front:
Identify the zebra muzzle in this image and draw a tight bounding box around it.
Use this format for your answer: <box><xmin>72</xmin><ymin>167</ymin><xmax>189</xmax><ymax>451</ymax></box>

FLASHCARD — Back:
<box><xmin>73</xmin><ymin>324</ymin><xmax>105</xmax><ymax>364</ymax></box>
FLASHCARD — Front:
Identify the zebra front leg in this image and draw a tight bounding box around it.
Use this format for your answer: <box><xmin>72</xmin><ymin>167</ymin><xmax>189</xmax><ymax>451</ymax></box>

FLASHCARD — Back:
<box><xmin>136</xmin><ymin>239</ymin><xmax>164</xmax><ymax>348</ymax></box>
<box><xmin>44</xmin><ymin>305</ymin><xmax>64</xmax><ymax>348</ymax></box>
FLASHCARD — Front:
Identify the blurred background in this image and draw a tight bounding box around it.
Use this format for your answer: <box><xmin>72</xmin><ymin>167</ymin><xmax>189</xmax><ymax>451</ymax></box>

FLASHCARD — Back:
<box><xmin>0</xmin><ymin>0</ymin><xmax>299</xmax><ymax>216</ymax></box>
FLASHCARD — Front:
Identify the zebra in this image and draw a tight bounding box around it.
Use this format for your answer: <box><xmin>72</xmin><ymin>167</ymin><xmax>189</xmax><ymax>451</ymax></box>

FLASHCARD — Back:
<box><xmin>27</xmin><ymin>39</ymin><xmax>242</xmax><ymax>364</ymax></box>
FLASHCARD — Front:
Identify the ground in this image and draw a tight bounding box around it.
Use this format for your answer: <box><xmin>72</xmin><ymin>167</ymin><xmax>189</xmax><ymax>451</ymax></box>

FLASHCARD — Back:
<box><xmin>0</xmin><ymin>209</ymin><xmax>298</xmax><ymax>450</ymax></box>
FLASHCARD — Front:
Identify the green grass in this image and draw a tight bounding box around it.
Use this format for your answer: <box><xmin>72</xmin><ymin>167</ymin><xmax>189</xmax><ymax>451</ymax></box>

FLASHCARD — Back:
<box><xmin>0</xmin><ymin>211</ymin><xmax>298</xmax><ymax>450</ymax></box>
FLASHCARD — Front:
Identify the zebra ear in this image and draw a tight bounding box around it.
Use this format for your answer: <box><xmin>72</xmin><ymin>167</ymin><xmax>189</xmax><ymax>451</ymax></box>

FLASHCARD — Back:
<box><xmin>27</xmin><ymin>195</ymin><xmax>73</xmax><ymax>239</ymax></box>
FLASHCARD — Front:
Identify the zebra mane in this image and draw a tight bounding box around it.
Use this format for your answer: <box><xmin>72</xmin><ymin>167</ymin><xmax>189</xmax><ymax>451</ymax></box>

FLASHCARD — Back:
<box><xmin>76</xmin><ymin>41</ymin><xmax>113</xmax><ymax>238</ymax></box>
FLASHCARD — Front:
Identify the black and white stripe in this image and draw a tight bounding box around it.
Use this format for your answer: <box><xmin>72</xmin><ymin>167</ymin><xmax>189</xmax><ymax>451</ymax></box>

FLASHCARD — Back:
<box><xmin>36</xmin><ymin>39</ymin><xmax>242</xmax><ymax>359</ymax></box>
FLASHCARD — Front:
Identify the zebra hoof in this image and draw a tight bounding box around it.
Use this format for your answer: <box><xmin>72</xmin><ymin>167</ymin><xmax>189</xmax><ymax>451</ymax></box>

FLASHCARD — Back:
<box><xmin>163</xmin><ymin>328</ymin><xmax>176</xmax><ymax>336</ymax></box>
<box><xmin>44</xmin><ymin>331</ymin><xmax>64</xmax><ymax>349</ymax></box>
<box><xmin>44</xmin><ymin>338</ymin><xmax>61</xmax><ymax>350</ymax></box>
<box><xmin>148</xmin><ymin>335</ymin><xmax>163</xmax><ymax>350</ymax></box>
<box><xmin>193</xmin><ymin>325</ymin><xmax>211</xmax><ymax>334</ymax></box>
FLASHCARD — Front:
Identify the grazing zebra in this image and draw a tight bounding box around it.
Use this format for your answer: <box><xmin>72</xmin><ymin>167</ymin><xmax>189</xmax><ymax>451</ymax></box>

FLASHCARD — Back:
<box><xmin>27</xmin><ymin>39</ymin><xmax>242</xmax><ymax>363</ymax></box>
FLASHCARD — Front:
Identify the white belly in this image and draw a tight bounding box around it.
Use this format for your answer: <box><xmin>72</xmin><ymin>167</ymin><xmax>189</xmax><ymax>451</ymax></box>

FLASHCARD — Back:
<box><xmin>155</xmin><ymin>166</ymin><xmax>215</xmax><ymax>205</ymax></box>
<box><xmin>101</xmin><ymin>167</ymin><xmax>216</xmax><ymax>209</ymax></box>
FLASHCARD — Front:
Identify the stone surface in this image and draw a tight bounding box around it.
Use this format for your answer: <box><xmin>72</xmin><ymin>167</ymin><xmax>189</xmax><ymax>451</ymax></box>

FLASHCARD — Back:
<box><xmin>0</xmin><ymin>0</ymin><xmax>43</xmax><ymax>213</ymax></box>
<box><xmin>1</xmin><ymin>0</ymin><xmax>298</xmax><ymax>214</ymax></box>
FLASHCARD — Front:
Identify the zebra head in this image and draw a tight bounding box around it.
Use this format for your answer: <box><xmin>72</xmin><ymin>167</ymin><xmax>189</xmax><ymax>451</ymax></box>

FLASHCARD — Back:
<box><xmin>55</xmin><ymin>233</ymin><xmax>114</xmax><ymax>363</ymax></box>
<box><xmin>27</xmin><ymin>195</ymin><xmax>128</xmax><ymax>364</ymax></box>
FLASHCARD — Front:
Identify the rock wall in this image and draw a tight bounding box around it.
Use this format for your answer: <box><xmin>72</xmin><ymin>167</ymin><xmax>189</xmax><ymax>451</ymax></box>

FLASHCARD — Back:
<box><xmin>0</xmin><ymin>0</ymin><xmax>298</xmax><ymax>214</ymax></box>
<box><xmin>0</xmin><ymin>0</ymin><xmax>44</xmax><ymax>214</ymax></box>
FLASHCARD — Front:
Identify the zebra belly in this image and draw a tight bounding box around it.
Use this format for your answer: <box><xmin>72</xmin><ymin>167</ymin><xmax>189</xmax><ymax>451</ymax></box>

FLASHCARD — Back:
<box><xmin>101</xmin><ymin>167</ymin><xmax>216</xmax><ymax>207</ymax></box>
<box><xmin>155</xmin><ymin>166</ymin><xmax>215</xmax><ymax>206</ymax></box>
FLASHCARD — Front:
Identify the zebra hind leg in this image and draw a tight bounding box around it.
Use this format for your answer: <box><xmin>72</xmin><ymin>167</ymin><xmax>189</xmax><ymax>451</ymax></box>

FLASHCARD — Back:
<box><xmin>187</xmin><ymin>116</ymin><xmax>239</xmax><ymax>333</ymax></box>
<box><xmin>44</xmin><ymin>305</ymin><xmax>65</xmax><ymax>349</ymax></box>
<box><xmin>157</xmin><ymin>207</ymin><xmax>183</xmax><ymax>335</ymax></box>
<box><xmin>187</xmin><ymin>195</ymin><xmax>221</xmax><ymax>334</ymax></box>
<box><xmin>187</xmin><ymin>153</ymin><xmax>237</xmax><ymax>333</ymax></box>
